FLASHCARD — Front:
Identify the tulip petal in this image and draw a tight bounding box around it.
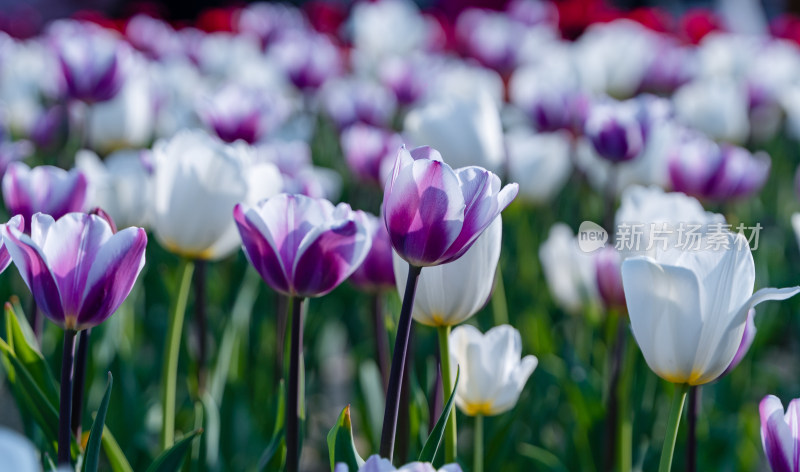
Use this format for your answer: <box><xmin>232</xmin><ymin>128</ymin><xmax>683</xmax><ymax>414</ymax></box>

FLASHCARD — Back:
<box><xmin>0</xmin><ymin>215</ymin><xmax>23</xmax><ymax>273</ymax></box>
<box><xmin>1</xmin><ymin>224</ymin><xmax>65</xmax><ymax>326</ymax></box>
<box><xmin>234</xmin><ymin>203</ymin><xmax>291</xmax><ymax>295</ymax></box>
<box><xmin>761</xmin><ymin>395</ymin><xmax>794</xmax><ymax>472</ymax></box>
<box><xmin>78</xmin><ymin>226</ymin><xmax>147</xmax><ymax>329</ymax></box>
<box><xmin>622</xmin><ymin>256</ymin><xmax>703</xmax><ymax>384</ymax></box>
<box><xmin>490</xmin><ymin>354</ymin><xmax>538</xmax><ymax>415</ymax></box>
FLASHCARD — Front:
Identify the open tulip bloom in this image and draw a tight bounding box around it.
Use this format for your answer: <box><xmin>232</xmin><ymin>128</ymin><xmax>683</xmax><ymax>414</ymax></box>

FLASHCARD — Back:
<box><xmin>380</xmin><ymin>144</ymin><xmax>518</xmax><ymax>463</ymax></box>
<box><xmin>234</xmin><ymin>193</ymin><xmax>371</xmax><ymax>472</ymax></box>
<box><xmin>621</xmin><ymin>229</ymin><xmax>800</xmax><ymax>471</ymax></box>
<box><xmin>760</xmin><ymin>395</ymin><xmax>800</xmax><ymax>472</ymax></box>
<box><xmin>1</xmin><ymin>212</ymin><xmax>146</xmax><ymax>465</ymax></box>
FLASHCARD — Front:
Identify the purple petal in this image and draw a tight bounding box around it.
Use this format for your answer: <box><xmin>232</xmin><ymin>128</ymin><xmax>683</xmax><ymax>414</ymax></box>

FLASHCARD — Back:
<box><xmin>76</xmin><ymin>224</ymin><xmax>147</xmax><ymax>329</ymax></box>
<box><xmin>0</xmin><ymin>215</ymin><xmax>23</xmax><ymax>274</ymax></box>
<box><xmin>720</xmin><ymin>308</ymin><xmax>756</xmax><ymax>377</ymax></box>
<box><xmin>349</xmin><ymin>213</ymin><xmax>396</xmax><ymax>291</ymax></box>
<box><xmin>383</xmin><ymin>148</ymin><xmax>465</xmax><ymax>266</ymax></box>
<box><xmin>234</xmin><ymin>203</ymin><xmax>292</xmax><ymax>295</ymax></box>
<box><xmin>760</xmin><ymin>395</ymin><xmax>795</xmax><ymax>472</ymax></box>
<box><xmin>1</xmin><ymin>223</ymin><xmax>65</xmax><ymax>327</ymax></box>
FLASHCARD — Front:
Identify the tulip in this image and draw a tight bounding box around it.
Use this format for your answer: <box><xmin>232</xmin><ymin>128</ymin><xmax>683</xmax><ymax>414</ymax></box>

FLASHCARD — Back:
<box><xmin>76</xmin><ymin>149</ymin><xmax>152</xmax><ymax>228</ymax></box>
<box><xmin>403</xmin><ymin>91</ymin><xmax>505</xmax><ymax>173</ymax></box>
<box><xmin>237</xmin><ymin>3</ymin><xmax>305</xmax><ymax>49</ymax></box>
<box><xmin>595</xmin><ymin>245</ymin><xmax>626</xmax><ymax>311</ymax></box>
<box><xmin>621</xmin><ymin>230</ymin><xmax>799</xmax><ymax>471</ymax></box>
<box><xmin>456</xmin><ymin>8</ymin><xmax>525</xmax><ymax>73</ymax></box>
<box><xmin>2</xmin><ymin>162</ymin><xmax>88</xmax><ymax>231</ymax></box>
<box><xmin>49</xmin><ymin>21</ymin><xmax>131</xmax><ymax>103</ymax></box>
<box><xmin>334</xmin><ymin>455</ymin><xmax>463</xmax><ymax>472</ymax></box>
<box><xmin>198</xmin><ymin>84</ymin><xmax>291</xmax><ymax>144</ymax></box>
<box><xmin>584</xmin><ymin>100</ymin><xmax>645</xmax><ymax>163</ymax></box>
<box><xmin>672</xmin><ymin>77</ymin><xmax>750</xmax><ymax>144</ymax></box>
<box><xmin>321</xmin><ymin>78</ymin><xmax>397</xmax><ymax>130</ymax></box>
<box><xmin>449</xmin><ymin>324</ymin><xmax>537</xmax><ymax>472</ymax></box>
<box><xmin>349</xmin><ymin>0</ymin><xmax>432</xmax><ymax>62</ymax></box>
<box><xmin>669</xmin><ymin>132</ymin><xmax>771</xmax><ymax>201</ymax></box>
<box><xmin>380</xmin><ymin>145</ymin><xmax>517</xmax><ymax>462</ymax></box>
<box><xmin>150</xmin><ymin>129</ymin><xmax>282</xmax><ymax>260</ymax></box>
<box><xmin>509</xmin><ymin>69</ymin><xmax>586</xmax><ymax>134</ymax></box>
<box><xmin>378</xmin><ymin>55</ymin><xmax>427</xmax><ymax>106</ymax></box>
<box><xmin>233</xmin><ymin>193</ymin><xmax>372</xmax><ymax>298</ymax></box>
<box><xmin>125</xmin><ymin>14</ymin><xmax>183</xmax><ymax>60</ymax></box>
<box><xmin>760</xmin><ymin>394</ymin><xmax>800</xmax><ymax>472</ymax></box>
<box><xmin>340</xmin><ymin>124</ymin><xmax>403</xmax><ymax>185</ymax></box>
<box><xmin>382</xmin><ymin>146</ymin><xmax>517</xmax><ymax>268</ymax></box>
<box><xmin>253</xmin><ymin>140</ymin><xmax>341</xmax><ymax>200</ymax></box>
<box><xmin>234</xmin><ymin>193</ymin><xmax>371</xmax><ymax>472</ymax></box>
<box><xmin>539</xmin><ymin>223</ymin><xmax>599</xmax><ymax>314</ymax></box>
<box><xmin>505</xmin><ymin>129</ymin><xmax>572</xmax><ymax>203</ymax></box>
<box><xmin>268</xmin><ymin>30</ymin><xmax>342</xmax><ymax>91</ymax></box>
<box><xmin>1</xmin><ymin>212</ymin><xmax>146</xmax><ymax>464</ymax></box>
<box><xmin>0</xmin><ymin>428</ymin><xmax>40</xmax><ymax>472</ymax></box>
<box><xmin>0</xmin><ymin>138</ymin><xmax>32</xmax><ymax>181</ymax></box>
<box><xmin>393</xmin><ymin>216</ymin><xmax>501</xmax><ymax>327</ymax></box>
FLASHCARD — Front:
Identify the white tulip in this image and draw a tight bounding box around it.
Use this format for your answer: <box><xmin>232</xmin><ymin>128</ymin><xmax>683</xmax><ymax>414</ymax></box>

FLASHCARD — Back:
<box><xmin>0</xmin><ymin>427</ymin><xmax>39</xmax><ymax>472</ymax></box>
<box><xmin>506</xmin><ymin>129</ymin><xmax>572</xmax><ymax>203</ymax></box>
<box><xmin>393</xmin><ymin>217</ymin><xmax>501</xmax><ymax>327</ymax></box>
<box><xmin>86</xmin><ymin>67</ymin><xmax>155</xmax><ymax>154</ymax></box>
<box><xmin>539</xmin><ymin>223</ymin><xmax>599</xmax><ymax>314</ymax></box>
<box><xmin>150</xmin><ymin>129</ymin><xmax>282</xmax><ymax>260</ymax></box>
<box><xmin>622</xmin><ymin>230</ymin><xmax>800</xmax><ymax>385</ymax></box>
<box><xmin>404</xmin><ymin>90</ymin><xmax>505</xmax><ymax>172</ymax></box>
<box><xmin>614</xmin><ymin>185</ymin><xmax>724</xmax><ymax>260</ymax></box>
<box><xmin>672</xmin><ymin>77</ymin><xmax>750</xmax><ymax>144</ymax></box>
<box><xmin>449</xmin><ymin>324</ymin><xmax>537</xmax><ymax>416</ymax></box>
<box><xmin>350</xmin><ymin>0</ymin><xmax>430</xmax><ymax>61</ymax></box>
<box><xmin>76</xmin><ymin>148</ymin><xmax>152</xmax><ymax>228</ymax></box>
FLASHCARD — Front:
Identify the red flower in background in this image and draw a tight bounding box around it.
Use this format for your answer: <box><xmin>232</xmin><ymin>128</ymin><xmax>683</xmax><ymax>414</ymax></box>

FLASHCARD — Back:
<box><xmin>679</xmin><ymin>8</ymin><xmax>724</xmax><ymax>44</ymax></box>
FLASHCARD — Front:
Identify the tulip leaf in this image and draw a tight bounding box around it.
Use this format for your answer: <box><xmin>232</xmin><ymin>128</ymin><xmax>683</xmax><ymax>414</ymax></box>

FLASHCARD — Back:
<box><xmin>326</xmin><ymin>405</ymin><xmax>365</xmax><ymax>472</ymax></box>
<box><xmin>4</xmin><ymin>302</ymin><xmax>59</xmax><ymax>406</ymax></box>
<box><xmin>100</xmin><ymin>428</ymin><xmax>134</xmax><ymax>472</ymax></box>
<box><xmin>83</xmin><ymin>372</ymin><xmax>113</xmax><ymax>472</ymax></box>
<box><xmin>257</xmin><ymin>428</ymin><xmax>285</xmax><ymax>471</ymax></box>
<box><xmin>418</xmin><ymin>367</ymin><xmax>460</xmax><ymax>463</ymax></box>
<box><xmin>145</xmin><ymin>429</ymin><xmax>203</xmax><ymax>472</ymax></box>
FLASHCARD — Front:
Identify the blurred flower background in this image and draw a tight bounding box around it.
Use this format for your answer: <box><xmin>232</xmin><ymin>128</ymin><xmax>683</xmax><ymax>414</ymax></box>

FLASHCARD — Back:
<box><xmin>4</xmin><ymin>0</ymin><xmax>800</xmax><ymax>470</ymax></box>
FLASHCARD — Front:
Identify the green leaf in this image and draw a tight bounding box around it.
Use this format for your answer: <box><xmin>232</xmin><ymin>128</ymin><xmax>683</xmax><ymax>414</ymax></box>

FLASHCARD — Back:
<box><xmin>326</xmin><ymin>405</ymin><xmax>365</xmax><ymax>472</ymax></box>
<box><xmin>257</xmin><ymin>428</ymin><xmax>285</xmax><ymax>471</ymax></box>
<box><xmin>83</xmin><ymin>372</ymin><xmax>113</xmax><ymax>472</ymax></box>
<box><xmin>145</xmin><ymin>429</ymin><xmax>203</xmax><ymax>472</ymax></box>
<box><xmin>418</xmin><ymin>367</ymin><xmax>460</xmax><ymax>463</ymax></box>
<box><xmin>4</xmin><ymin>302</ymin><xmax>59</xmax><ymax>406</ymax></box>
<box><xmin>100</xmin><ymin>429</ymin><xmax>134</xmax><ymax>472</ymax></box>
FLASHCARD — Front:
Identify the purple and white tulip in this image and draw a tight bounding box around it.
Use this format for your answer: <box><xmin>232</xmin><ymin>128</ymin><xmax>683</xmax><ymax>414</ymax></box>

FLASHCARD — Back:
<box><xmin>595</xmin><ymin>245</ymin><xmax>626</xmax><ymax>311</ymax></box>
<box><xmin>760</xmin><ymin>394</ymin><xmax>800</xmax><ymax>472</ymax></box>
<box><xmin>378</xmin><ymin>56</ymin><xmax>427</xmax><ymax>106</ymax></box>
<box><xmin>234</xmin><ymin>193</ymin><xmax>371</xmax><ymax>298</ymax></box>
<box><xmin>382</xmin><ymin>146</ymin><xmax>518</xmax><ymax>267</ymax></box>
<box><xmin>321</xmin><ymin>78</ymin><xmax>397</xmax><ymax>130</ymax></box>
<box><xmin>198</xmin><ymin>84</ymin><xmax>290</xmax><ymax>144</ymax></box>
<box><xmin>2</xmin><ymin>162</ymin><xmax>88</xmax><ymax>231</ymax></box>
<box><xmin>1</xmin><ymin>212</ymin><xmax>146</xmax><ymax>331</ymax></box>
<box><xmin>335</xmin><ymin>455</ymin><xmax>462</xmax><ymax>472</ymax></box>
<box><xmin>340</xmin><ymin>124</ymin><xmax>404</xmax><ymax>185</ymax></box>
<box><xmin>0</xmin><ymin>215</ymin><xmax>23</xmax><ymax>274</ymax></box>
<box><xmin>349</xmin><ymin>213</ymin><xmax>396</xmax><ymax>293</ymax></box>
<box><xmin>584</xmin><ymin>100</ymin><xmax>645</xmax><ymax>163</ymax></box>
<box><xmin>268</xmin><ymin>30</ymin><xmax>341</xmax><ymax>91</ymax></box>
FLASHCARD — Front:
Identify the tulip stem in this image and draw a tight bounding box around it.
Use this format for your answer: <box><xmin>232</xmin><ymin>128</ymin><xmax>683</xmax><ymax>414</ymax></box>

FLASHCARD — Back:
<box><xmin>658</xmin><ymin>384</ymin><xmax>688</xmax><ymax>472</ymax></box>
<box><xmin>379</xmin><ymin>264</ymin><xmax>422</xmax><ymax>461</ymax></box>
<box><xmin>687</xmin><ymin>386</ymin><xmax>699</xmax><ymax>472</ymax></box>
<box><xmin>58</xmin><ymin>329</ymin><xmax>77</xmax><ymax>465</ymax></box>
<box><xmin>491</xmin><ymin>265</ymin><xmax>509</xmax><ymax>326</ymax></box>
<box><xmin>286</xmin><ymin>296</ymin><xmax>304</xmax><ymax>472</ymax></box>
<box><xmin>372</xmin><ymin>293</ymin><xmax>390</xmax><ymax>390</ymax></box>
<box><xmin>160</xmin><ymin>259</ymin><xmax>195</xmax><ymax>450</ymax></box>
<box><xmin>474</xmin><ymin>414</ymin><xmax>484</xmax><ymax>472</ymax></box>
<box><xmin>71</xmin><ymin>328</ymin><xmax>91</xmax><ymax>438</ymax></box>
<box><xmin>437</xmin><ymin>324</ymin><xmax>457</xmax><ymax>463</ymax></box>
<box><xmin>194</xmin><ymin>259</ymin><xmax>208</xmax><ymax>394</ymax></box>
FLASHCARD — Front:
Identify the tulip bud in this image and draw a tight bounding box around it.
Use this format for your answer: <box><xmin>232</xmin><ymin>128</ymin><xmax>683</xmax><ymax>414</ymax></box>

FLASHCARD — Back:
<box><xmin>584</xmin><ymin>101</ymin><xmax>645</xmax><ymax>163</ymax></box>
<box><xmin>595</xmin><ymin>245</ymin><xmax>626</xmax><ymax>311</ymax></box>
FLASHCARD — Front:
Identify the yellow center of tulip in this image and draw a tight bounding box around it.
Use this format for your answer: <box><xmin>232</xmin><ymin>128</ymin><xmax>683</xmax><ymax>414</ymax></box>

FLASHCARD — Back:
<box><xmin>463</xmin><ymin>401</ymin><xmax>494</xmax><ymax>416</ymax></box>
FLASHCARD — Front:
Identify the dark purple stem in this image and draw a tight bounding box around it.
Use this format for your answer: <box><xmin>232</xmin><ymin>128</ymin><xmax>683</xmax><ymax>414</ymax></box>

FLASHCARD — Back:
<box><xmin>395</xmin><ymin>325</ymin><xmax>414</xmax><ymax>464</ymax></box>
<box><xmin>687</xmin><ymin>386</ymin><xmax>698</xmax><ymax>472</ymax></box>
<box><xmin>58</xmin><ymin>329</ymin><xmax>77</xmax><ymax>465</ymax></box>
<box><xmin>70</xmin><ymin>328</ymin><xmax>91</xmax><ymax>438</ymax></box>
<box><xmin>379</xmin><ymin>264</ymin><xmax>422</xmax><ymax>460</ymax></box>
<box><xmin>429</xmin><ymin>356</ymin><xmax>443</xmax><ymax>433</ymax></box>
<box><xmin>286</xmin><ymin>297</ymin><xmax>304</xmax><ymax>472</ymax></box>
<box><xmin>372</xmin><ymin>293</ymin><xmax>390</xmax><ymax>391</ymax></box>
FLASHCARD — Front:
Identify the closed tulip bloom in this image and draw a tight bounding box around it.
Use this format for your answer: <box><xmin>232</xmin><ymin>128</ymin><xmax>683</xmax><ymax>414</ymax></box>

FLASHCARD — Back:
<box><xmin>382</xmin><ymin>146</ymin><xmax>517</xmax><ymax>267</ymax></box>
<box><xmin>269</xmin><ymin>30</ymin><xmax>342</xmax><ymax>91</ymax></box>
<box><xmin>584</xmin><ymin>101</ymin><xmax>645</xmax><ymax>163</ymax></box>
<box><xmin>350</xmin><ymin>213</ymin><xmax>396</xmax><ymax>292</ymax></box>
<box><xmin>1</xmin><ymin>212</ymin><xmax>147</xmax><ymax>331</ymax></box>
<box><xmin>760</xmin><ymin>395</ymin><xmax>800</xmax><ymax>472</ymax></box>
<box><xmin>2</xmin><ymin>162</ymin><xmax>88</xmax><ymax>231</ymax></box>
<box><xmin>393</xmin><ymin>216</ymin><xmax>501</xmax><ymax>326</ymax></box>
<box><xmin>622</xmin><ymin>230</ymin><xmax>800</xmax><ymax>385</ymax></box>
<box><xmin>150</xmin><ymin>129</ymin><xmax>282</xmax><ymax>260</ymax></box>
<box><xmin>505</xmin><ymin>129</ymin><xmax>572</xmax><ymax>203</ymax></box>
<box><xmin>340</xmin><ymin>124</ymin><xmax>404</xmax><ymax>185</ymax></box>
<box><xmin>539</xmin><ymin>223</ymin><xmax>599</xmax><ymax>314</ymax></box>
<box><xmin>198</xmin><ymin>84</ymin><xmax>291</xmax><ymax>144</ymax></box>
<box><xmin>0</xmin><ymin>215</ymin><xmax>23</xmax><ymax>273</ymax></box>
<box><xmin>449</xmin><ymin>324</ymin><xmax>537</xmax><ymax>416</ymax></box>
<box><xmin>595</xmin><ymin>245</ymin><xmax>626</xmax><ymax>310</ymax></box>
<box><xmin>234</xmin><ymin>193</ymin><xmax>371</xmax><ymax>298</ymax></box>
<box><xmin>85</xmin><ymin>70</ymin><xmax>155</xmax><ymax>154</ymax></box>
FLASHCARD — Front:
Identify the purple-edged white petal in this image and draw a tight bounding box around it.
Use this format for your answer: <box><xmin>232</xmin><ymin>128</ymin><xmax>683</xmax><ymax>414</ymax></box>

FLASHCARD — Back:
<box><xmin>2</xmin><ymin>162</ymin><xmax>87</xmax><ymax>229</ymax></box>
<box><xmin>760</xmin><ymin>395</ymin><xmax>795</xmax><ymax>472</ymax></box>
<box><xmin>0</xmin><ymin>215</ymin><xmax>23</xmax><ymax>274</ymax></box>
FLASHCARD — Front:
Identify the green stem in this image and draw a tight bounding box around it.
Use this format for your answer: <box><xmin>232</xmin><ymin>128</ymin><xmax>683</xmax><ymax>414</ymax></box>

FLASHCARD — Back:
<box><xmin>474</xmin><ymin>414</ymin><xmax>483</xmax><ymax>472</ymax></box>
<box><xmin>491</xmin><ymin>266</ymin><xmax>509</xmax><ymax>326</ymax></box>
<box><xmin>658</xmin><ymin>384</ymin><xmax>688</xmax><ymax>472</ymax></box>
<box><xmin>437</xmin><ymin>325</ymin><xmax>457</xmax><ymax>463</ymax></box>
<box><xmin>160</xmin><ymin>259</ymin><xmax>195</xmax><ymax>450</ymax></box>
